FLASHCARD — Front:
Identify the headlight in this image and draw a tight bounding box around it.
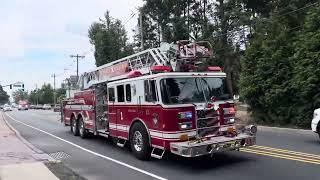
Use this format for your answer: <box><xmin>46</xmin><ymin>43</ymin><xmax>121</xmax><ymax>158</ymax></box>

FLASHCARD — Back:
<box><xmin>224</xmin><ymin>118</ymin><xmax>235</xmax><ymax>124</ymax></box>
<box><xmin>245</xmin><ymin>125</ymin><xmax>257</xmax><ymax>135</ymax></box>
<box><xmin>314</xmin><ymin>112</ymin><xmax>318</xmax><ymax>119</ymax></box>
<box><xmin>178</xmin><ymin>122</ymin><xmax>192</xmax><ymax>130</ymax></box>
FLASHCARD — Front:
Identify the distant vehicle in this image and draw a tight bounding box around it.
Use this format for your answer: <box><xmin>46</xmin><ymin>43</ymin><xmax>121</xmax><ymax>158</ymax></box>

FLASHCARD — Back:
<box><xmin>18</xmin><ymin>100</ymin><xmax>28</xmax><ymax>110</ymax></box>
<box><xmin>3</xmin><ymin>105</ymin><xmax>12</xmax><ymax>112</ymax></box>
<box><xmin>0</xmin><ymin>105</ymin><xmax>3</xmax><ymax>110</ymax></box>
<box><xmin>311</xmin><ymin>108</ymin><xmax>320</xmax><ymax>139</ymax></box>
<box><xmin>35</xmin><ymin>104</ymin><xmax>43</xmax><ymax>110</ymax></box>
<box><xmin>29</xmin><ymin>105</ymin><xmax>36</xmax><ymax>109</ymax></box>
<box><xmin>53</xmin><ymin>104</ymin><xmax>61</xmax><ymax>112</ymax></box>
<box><xmin>42</xmin><ymin>104</ymin><xmax>51</xmax><ymax>110</ymax></box>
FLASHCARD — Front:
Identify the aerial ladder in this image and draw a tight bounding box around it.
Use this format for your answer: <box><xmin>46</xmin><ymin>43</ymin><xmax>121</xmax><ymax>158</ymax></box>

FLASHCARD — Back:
<box><xmin>77</xmin><ymin>40</ymin><xmax>213</xmax><ymax>90</ymax></box>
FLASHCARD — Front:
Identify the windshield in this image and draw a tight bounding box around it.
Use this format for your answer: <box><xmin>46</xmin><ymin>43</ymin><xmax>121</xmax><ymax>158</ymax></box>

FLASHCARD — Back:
<box><xmin>160</xmin><ymin>77</ymin><xmax>231</xmax><ymax>105</ymax></box>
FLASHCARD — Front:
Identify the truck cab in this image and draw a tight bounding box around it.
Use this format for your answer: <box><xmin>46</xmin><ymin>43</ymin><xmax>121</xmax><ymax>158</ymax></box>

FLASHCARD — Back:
<box><xmin>105</xmin><ymin>70</ymin><xmax>256</xmax><ymax>158</ymax></box>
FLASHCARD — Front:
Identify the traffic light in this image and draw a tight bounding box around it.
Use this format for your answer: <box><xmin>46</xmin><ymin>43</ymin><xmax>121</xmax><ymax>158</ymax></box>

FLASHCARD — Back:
<box><xmin>10</xmin><ymin>85</ymin><xmax>12</xmax><ymax>89</ymax></box>
<box><xmin>22</xmin><ymin>84</ymin><xmax>24</xmax><ymax>91</ymax></box>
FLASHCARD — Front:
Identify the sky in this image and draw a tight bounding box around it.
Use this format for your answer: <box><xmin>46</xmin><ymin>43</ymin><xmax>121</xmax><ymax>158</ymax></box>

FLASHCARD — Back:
<box><xmin>0</xmin><ymin>0</ymin><xmax>142</xmax><ymax>94</ymax></box>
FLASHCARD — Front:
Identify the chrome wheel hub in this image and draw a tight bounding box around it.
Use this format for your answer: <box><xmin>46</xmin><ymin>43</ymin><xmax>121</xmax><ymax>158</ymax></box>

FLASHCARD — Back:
<box><xmin>133</xmin><ymin>131</ymin><xmax>143</xmax><ymax>152</ymax></box>
<box><xmin>72</xmin><ymin>120</ymin><xmax>76</xmax><ymax>131</ymax></box>
<box><xmin>80</xmin><ymin>121</ymin><xmax>84</xmax><ymax>135</ymax></box>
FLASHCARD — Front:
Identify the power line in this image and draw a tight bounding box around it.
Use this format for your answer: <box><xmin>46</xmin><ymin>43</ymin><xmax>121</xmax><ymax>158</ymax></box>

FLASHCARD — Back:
<box><xmin>124</xmin><ymin>11</ymin><xmax>137</xmax><ymax>25</ymax></box>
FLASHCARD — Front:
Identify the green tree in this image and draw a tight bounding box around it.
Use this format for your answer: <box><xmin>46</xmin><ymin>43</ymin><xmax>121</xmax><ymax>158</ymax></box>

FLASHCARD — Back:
<box><xmin>240</xmin><ymin>1</ymin><xmax>319</xmax><ymax>127</ymax></box>
<box><xmin>290</xmin><ymin>4</ymin><xmax>320</xmax><ymax>127</ymax></box>
<box><xmin>0</xmin><ymin>85</ymin><xmax>9</xmax><ymax>104</ymax></box>
<box><xmin>28</xmin><ymin>90</ymin><xmax>38</xmax><ymax>105</ymax></box>
<box><xmin>137</xmin><ymin>0</ymin><xmax>250</xmax><ymax>95</ymax></box>
<box><xmin>88</xmin><ymin>11</ymin><xmax>134</xmax><ymax>66</ymax></box>
<box><xmin>38</xmin><ymin>84</ymin><xmax>54</xmax><ymax>104</ymax></box>
<box><xmin>12</xmin><ymin>89</ymin><xmax>28</xmax><ymax>104</ymax></box>
<box><xmin>56</xmin><ymin>88</ymin><xmax>66</xmax><ymax>103</ymax></box>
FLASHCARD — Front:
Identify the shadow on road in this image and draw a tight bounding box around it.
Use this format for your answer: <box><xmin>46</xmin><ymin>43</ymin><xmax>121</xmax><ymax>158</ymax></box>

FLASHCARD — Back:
<box><xmin>72</xmin><ymin>131</ymin><xmax>255</xmax><ymax>173</ymax></box>
<box><xmin>159</xmin><ymin>152</ymin><xmax>254</xmax><ymax>172</ymax></box>
<box><xmin>303</xmin><ymin>139</ymin><xmax>320</xmax><ymax>145</ymax></box>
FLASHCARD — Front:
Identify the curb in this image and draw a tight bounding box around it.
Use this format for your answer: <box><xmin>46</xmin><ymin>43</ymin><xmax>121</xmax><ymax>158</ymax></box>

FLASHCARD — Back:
<box><xmin>1</xmin><ymin>112</ymin><xmax>53</xmax><ymax>161</ymax></box>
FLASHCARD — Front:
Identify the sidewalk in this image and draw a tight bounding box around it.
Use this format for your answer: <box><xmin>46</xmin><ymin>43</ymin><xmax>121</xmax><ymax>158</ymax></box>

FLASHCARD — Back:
<box><xmin>0</xmin><ymin>112</ymin><xmax>58</xmax><ymax>180</ymax></box>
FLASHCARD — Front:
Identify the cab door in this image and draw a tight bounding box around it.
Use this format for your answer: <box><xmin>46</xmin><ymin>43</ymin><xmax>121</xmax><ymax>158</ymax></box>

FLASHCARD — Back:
<box><xmin>107</xmin><ymin>87</ymin><xmax>117</xmax><ymax>136</ymax></box>
<box><xmin>115</xmin><ymin>85</ymin><xmax>126</xmax><ymax>138</ymax></box>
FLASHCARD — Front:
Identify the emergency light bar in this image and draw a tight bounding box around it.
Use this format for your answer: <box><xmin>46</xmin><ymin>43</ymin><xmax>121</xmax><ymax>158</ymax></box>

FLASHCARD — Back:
<box><xmin>207</xmin><ymin>66</ymin><xmax>222</xmax><ymax>72</ymax></box>
<box><xmin>150</xmin><ymin>65</ymin><xmax>172</xmax><ymax>73</ymax></box>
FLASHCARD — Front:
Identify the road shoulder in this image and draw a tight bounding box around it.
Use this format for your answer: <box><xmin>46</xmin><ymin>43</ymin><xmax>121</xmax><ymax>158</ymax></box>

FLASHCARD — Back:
<box><xmin>0</xmin><ymin>112</ymin><xmax>87</xmax><ymax>180</ymax></box>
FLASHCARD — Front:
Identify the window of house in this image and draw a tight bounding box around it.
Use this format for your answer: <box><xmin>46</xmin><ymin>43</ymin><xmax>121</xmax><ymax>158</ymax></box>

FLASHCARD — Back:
<box><xmin>117</xmin><ymin>85</ymin><xmax>125</xmax><ymax>102</ymax></box>
<box><xmin>125</xmin><ymin>84</ymin><xmax>131</xmax><ymax>102</ymax></box>
<box><xmin>108</xmin><ymin>88</ymin><xmax>115</xmax><ymax>102</ymax></box>
<box><xmin>144</xmin><ymin>80</ymin><xmax>157</xmax><ymax>102</ymax></box>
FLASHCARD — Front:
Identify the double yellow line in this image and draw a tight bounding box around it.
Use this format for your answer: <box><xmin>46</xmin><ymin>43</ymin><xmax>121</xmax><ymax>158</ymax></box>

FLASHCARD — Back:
<box><xmin>240</xmin><ymin>145</ymin><xmax>320</xmax><ymax>165</ymax></box>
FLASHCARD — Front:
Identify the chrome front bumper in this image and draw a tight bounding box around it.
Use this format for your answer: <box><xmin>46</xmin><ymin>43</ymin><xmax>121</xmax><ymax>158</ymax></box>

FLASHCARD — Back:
<box><xmin>170</xmin><ymin>133</ymin><xmax>256</xmax><ymax>157</ymax></box>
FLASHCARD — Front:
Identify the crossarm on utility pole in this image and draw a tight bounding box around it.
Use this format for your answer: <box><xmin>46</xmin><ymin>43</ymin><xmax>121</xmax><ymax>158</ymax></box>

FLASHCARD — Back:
<box><xmin>70</xmin><ymin>54</ymin><xmax>85</xmax><ymax>82</ymax></box>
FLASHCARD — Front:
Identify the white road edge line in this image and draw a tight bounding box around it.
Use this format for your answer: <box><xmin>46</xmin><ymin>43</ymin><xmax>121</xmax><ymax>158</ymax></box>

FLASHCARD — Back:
<box><xmin>5</xmin><ymin>113</ymin><xmax>167</xmax><ymax>180</ymax></box>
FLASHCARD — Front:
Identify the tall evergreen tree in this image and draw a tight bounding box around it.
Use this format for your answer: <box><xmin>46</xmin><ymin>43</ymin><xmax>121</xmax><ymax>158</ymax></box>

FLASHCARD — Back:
<box><xmin>89</xmin><ymin>11</ymin><xmax>134</xmax><ymax>66</ymax></box>
<box><xmin>290</xmin><ymin>4</ymin><xmax>320</xmax><ymax>127</ymax></box>
<box><xmin>240</xmin><ymin>0</ymin><xmax>319</xmax><ymax>127</ymax></box>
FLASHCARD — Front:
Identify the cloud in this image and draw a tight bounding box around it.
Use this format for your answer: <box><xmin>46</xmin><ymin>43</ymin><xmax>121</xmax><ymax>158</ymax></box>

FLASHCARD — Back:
<box><xmin>0</xmin><ymin>0</ymin><xmax>142</xmax><ymax>92</ymax></box>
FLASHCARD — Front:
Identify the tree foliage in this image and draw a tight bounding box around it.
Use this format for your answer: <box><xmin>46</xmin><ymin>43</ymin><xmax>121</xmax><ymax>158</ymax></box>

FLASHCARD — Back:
<box><xmin>28</xmin><ymin>84</ymin><xmax>64</xmax><ymax>105</ymax></box>
<box><xmin>12</xmin><ymin>89</ymin><xmax>28</xmax><ymax>104</ymax></box>
<box><xmin>240</xmin><ymin>1</ymin><xmax>320</xmax><ymax>127</ymax></box>
<box><xmin>0</xmin><ymin>85</ymin><xmax>9</xmax><ymax>104</ymax></box>
<box><xmin>88</xmin><ymin>11</ymin><xmax>134</xmax><ymax>66</ymax></box>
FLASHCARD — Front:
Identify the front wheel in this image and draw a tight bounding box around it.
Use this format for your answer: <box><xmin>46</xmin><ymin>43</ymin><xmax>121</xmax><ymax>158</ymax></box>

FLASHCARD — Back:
<box><xmin>317</xmin><ymin>125</ymin><xmax>320</xmax><ymax>139</ymax></box>
<box><xmin>70</xmin><ymin>117</ymin><xmax>79</xmax><ymax>136</ymax></box>
<box><xmin>130</xmin><ymin>123</ymin><xmax>151</xmax><ymax>160</ymax></box>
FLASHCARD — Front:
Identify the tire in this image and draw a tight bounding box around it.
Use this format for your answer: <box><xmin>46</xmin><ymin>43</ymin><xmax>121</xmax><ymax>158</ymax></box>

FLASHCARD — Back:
<box><xmin>70</xmin><ymin>117</ymin><xmax>79</xmax><ymax>136</ymax></box>
<box><xmin>129</xmin><ymin>122</ymin><xmax>151</xmax><ymax>160</ymax></box>
<box><xmin>317</xmin><ymin>125</ymin><xmax>320</xmax><ymax>139</ymax></box>
<box><xmin>79</xmin><ymin>117</ymin><xmax>88</xmax><ymax>139</ymax></box>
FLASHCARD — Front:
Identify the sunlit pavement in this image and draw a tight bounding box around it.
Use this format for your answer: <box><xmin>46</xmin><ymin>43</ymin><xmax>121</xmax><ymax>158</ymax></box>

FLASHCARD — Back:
<box><xmin>3</xmin><ymin>109</ymin><xmax>320</xmax><ymax>180</ymax></box>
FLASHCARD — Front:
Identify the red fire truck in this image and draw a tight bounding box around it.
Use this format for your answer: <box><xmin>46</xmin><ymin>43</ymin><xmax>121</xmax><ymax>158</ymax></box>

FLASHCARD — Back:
<box><xmin>18</xmin><ymin>100</ymin><xmax>29</xmax><ymax>110</ymax></box>
<box><xmin>62</xmin><ymin>41</ymin><xmax>257</xmax><ymax>160</ymax></box>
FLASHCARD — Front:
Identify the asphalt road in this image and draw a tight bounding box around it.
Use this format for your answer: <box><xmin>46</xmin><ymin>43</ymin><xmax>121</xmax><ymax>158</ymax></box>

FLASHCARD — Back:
<box><xmin>3</xmin><ymin>109</ymin><xmax>320</xmax><ymax>180</ymax></box>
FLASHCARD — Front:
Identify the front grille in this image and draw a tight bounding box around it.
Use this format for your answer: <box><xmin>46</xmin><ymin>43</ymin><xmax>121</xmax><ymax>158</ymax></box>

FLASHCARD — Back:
<box><xmin>196</xmin><ymin>110</ymin><xmax>220</xmax><ymax>137</ymax></box>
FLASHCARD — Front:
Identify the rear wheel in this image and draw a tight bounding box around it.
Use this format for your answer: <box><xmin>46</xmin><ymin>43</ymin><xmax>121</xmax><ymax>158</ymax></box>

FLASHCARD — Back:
<box><xmin>70</xmin><ymin>117</ymin><xmax>79</xmax><ymax>136</ymax></box>
<box><xmin>129</xmin><ymin>123</ymin><xmax>151</xmax><ymax>160</ymax></box>
<box><xmin>79</xmin><ymin>117</ymin><xmax>88</xmax><ymax>139</ymax></box>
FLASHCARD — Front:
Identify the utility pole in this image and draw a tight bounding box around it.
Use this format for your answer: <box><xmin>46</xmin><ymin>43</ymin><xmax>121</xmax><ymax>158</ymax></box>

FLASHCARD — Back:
<box><xmin>139</xmin><ymin>8</ymin><xmax>144</xmax><ymax>50</ymax></box>
<box><xmin>52</xmin><ymin>73</ymin><xmax>56</xmax><ymax>105</ymax></box>
<box><xmin>70</xmin><ymin>54</ymin><xmax>85</xmax><ymax>82</ymax></box>
<box><xmin>35</xmin><ymin>84</ymin><xmax>38</xmax><ymax>105</ymax></box>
